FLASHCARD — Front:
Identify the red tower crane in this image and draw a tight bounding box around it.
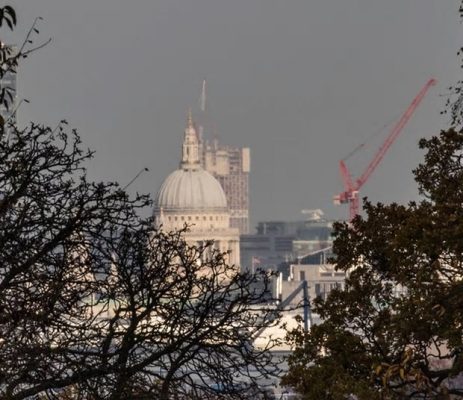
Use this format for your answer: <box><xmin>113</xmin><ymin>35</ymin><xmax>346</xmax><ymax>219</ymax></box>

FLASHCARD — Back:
<box><xmin>333</xmin><ymin>78</ymin><xmax>437</xmax><ymax>220</ymax></box>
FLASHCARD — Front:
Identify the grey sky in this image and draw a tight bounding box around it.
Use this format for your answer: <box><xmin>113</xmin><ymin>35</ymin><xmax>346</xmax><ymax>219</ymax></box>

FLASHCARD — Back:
<box><xmin>7</xmin><ymin>0</ymin><xmax>462</xmax><ymax>226</ymax></box>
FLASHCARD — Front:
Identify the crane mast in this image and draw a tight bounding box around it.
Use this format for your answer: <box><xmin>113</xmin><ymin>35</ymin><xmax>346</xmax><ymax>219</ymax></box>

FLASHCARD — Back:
<box><xmin>334</xmin><ymin>78</ymin><xmax>437</xmax><ymax>220</ymax></box>
<box><xmin>197</xmin><ymin>79</ymin><xmax>207</xmax><ymax>142</ymax></box>
<box><xmin>200</xmin><ymin>79</ymin><xmax>206</xmax><ymax>113</ymax></box>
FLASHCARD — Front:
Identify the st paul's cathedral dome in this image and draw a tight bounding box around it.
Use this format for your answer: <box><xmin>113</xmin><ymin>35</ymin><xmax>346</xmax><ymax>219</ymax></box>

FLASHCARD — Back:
<box><xmin>153</xmin><ymin>111</ymin><xmax>240</xmax><ymax>266</ymax></box>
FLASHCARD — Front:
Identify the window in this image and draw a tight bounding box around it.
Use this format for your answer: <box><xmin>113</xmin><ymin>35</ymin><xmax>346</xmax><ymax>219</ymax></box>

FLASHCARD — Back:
<box><xmin>299</xmin><ymin>271</ymin><xmax>306</xmax><ymax>281</ymax></box>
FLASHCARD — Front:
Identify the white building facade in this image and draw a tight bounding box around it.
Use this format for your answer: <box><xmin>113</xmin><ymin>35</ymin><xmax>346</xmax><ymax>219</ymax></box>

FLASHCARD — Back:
<box><xmin>153</xmin><ymin>112</ymin><xmax>240</xmax><ymax>267</ymax></box>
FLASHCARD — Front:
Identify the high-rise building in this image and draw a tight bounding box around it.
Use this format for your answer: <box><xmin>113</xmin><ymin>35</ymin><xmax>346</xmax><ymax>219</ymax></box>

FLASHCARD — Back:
<box><xmin>199</xmin><ymin>138</ymin><xmax>250</xmax><ymax>234</ymax></box>
<box><xmin>195</xmin><ymin>80</ymin><xmax>250</xmax><ymax>235</ymax></box>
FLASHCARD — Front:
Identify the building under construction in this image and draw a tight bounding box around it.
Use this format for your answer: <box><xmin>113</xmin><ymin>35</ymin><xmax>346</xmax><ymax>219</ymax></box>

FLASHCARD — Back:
<box><xmin>195</xmin><ymin>80</ymin><xmax>250</xmax><ymax>234</ymax></box>
<box><xmin>199</xmin><ymin>138</ymin><xmax>250</xmax><ymax>234</ymax></box>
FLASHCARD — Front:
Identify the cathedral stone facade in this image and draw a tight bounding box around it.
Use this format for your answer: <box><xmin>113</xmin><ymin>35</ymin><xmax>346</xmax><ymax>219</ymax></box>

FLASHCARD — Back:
<box><xmin>153</xmin><ymin>112</ymin><xmax>240</xmax><ymax>267</ymax></box>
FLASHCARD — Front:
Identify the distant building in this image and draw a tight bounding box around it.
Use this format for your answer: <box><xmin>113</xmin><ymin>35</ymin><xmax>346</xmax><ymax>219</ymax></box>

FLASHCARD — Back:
<box><xmin>153</xmin><ymin>111</ymin><xmax>240</xmax><ymax>267</ymax></box>
<box><xmin>194</xmin><ymin>80</ymin><xmax>250</xmax><ymax>234</ymax></box>
<box><xmin>279</xmin><ymin>261</ymin><xmax>345</xmax><ymax>303</ymax></box>
<box><xmin>199</xmin><ymin>138</ymin><xmax>250</xmax><ymax>234</ymax></box>
<box><xmin>240</xmin><ymin>209</ymin><xmax>333</xmax><ymax>272</ymax></box>
<box><xmin>267</xmin><ymin>259</ymin><xmax>345</xmax><ymax>322</ymax></box>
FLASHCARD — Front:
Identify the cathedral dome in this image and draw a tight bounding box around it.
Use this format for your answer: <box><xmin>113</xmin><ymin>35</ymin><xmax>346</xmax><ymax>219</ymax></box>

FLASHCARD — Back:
<box><xmin>153</xmin><ymin>110</ymin><xmax>240</xmax><ymax>267</ymax></box>
<box><xmin>155</xmin><ymin>168</ymin><xmax>227</xmax><ymax>212</ymax></box>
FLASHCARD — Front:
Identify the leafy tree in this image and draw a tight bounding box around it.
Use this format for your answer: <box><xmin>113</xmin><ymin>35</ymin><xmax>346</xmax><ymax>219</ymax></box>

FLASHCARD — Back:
<box><xmin>0</xmin><ymin>6</ymin><xmax>49</xmax><ymax>126</ymax></box>
<box><xmin>283</xmin><ymin>129</ymin><xmax>463</xmax><ymax>399</ymax></box>
<box><xmin>0</xmin><ymin>120</ymin><xmax>145</xmax><ymax>399</ymax></box>
<box><xmin>0</xmin><ymin>6</ymin><xmax>280</xmax><ymax>400</ymax></box>
<box><xmin>443</xmin><ymin>1</ymin><xmax>463</xmax><ymax>126</ymax></box>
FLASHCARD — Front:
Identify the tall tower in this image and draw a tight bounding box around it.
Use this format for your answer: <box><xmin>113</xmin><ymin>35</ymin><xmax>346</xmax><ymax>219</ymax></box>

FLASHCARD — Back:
<box><xmin>196</xmin><ymin>81</ymin><xmax>250</xmax><ymax>234</ymax></box>
<box><xmin>199</xmin><ymin>139</ymin><xmax>250</xmax><ymax>234</ymax></box>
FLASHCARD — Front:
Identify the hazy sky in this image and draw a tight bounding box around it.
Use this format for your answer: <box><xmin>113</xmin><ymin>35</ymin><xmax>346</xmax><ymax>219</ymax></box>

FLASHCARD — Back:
<box><xmin>7</xmin><ymin>0</ymin><xmax>462</xmax><ymax>227</ymax></box>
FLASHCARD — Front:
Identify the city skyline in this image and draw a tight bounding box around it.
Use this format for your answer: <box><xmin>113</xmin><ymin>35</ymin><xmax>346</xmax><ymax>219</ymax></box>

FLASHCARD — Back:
<box><xmin>7</xmin><ymin>0</ymin><xmax>460</xmax><ymax>227</ymax></box>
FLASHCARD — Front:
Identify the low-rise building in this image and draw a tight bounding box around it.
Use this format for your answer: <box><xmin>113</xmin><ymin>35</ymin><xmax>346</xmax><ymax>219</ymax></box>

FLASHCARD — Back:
<box><xmin>240</xmin><ymin>209</ymin><xmax>333</xmax><ymax>272</ymax></box>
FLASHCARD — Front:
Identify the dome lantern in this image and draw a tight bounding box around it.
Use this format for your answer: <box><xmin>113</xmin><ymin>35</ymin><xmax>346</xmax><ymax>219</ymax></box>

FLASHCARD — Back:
<box><xmin>155</xmin><ymin>109</ymin><xmax>228</xmax><ymax>213</ymax></box>
<box><xmin>180</xmin><ymin>108</ymin><xmax>200</xmax><ymax>170</ymax></box>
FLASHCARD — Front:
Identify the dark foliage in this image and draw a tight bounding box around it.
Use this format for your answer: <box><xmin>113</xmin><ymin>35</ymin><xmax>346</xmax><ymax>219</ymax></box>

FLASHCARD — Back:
<box><xmin>0</xmin><ymin>6</ymin><xmax>280</xmax><ymax>400</ymax></box>
<box><xmin>0</xmin><ymin>122</ymin><xmax>279</xmax><ymax>400</ymax></box>
<box><xmin>442</xmin><ymin>2</ymin><xmax>463</xmax><ymax>126</ymax></box>
<box><xmin>283</xmin><ymin>129</ymin><xmax>463</xmax><ymax>399</ymax></box>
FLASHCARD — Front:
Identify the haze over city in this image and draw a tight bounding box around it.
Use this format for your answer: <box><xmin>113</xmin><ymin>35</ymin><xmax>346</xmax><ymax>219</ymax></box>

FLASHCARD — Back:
<box><xmin>7</xmin><ymin>0</ymin><xmax>461</xmax><ymax>225</ymax></box>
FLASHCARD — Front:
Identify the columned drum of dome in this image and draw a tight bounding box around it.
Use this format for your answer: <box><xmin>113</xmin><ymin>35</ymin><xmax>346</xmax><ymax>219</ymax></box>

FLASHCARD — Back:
<box><xmin>153</xmin><ymin>111</ymin><xmax>240</xmax><ymax>267</ymax></box>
